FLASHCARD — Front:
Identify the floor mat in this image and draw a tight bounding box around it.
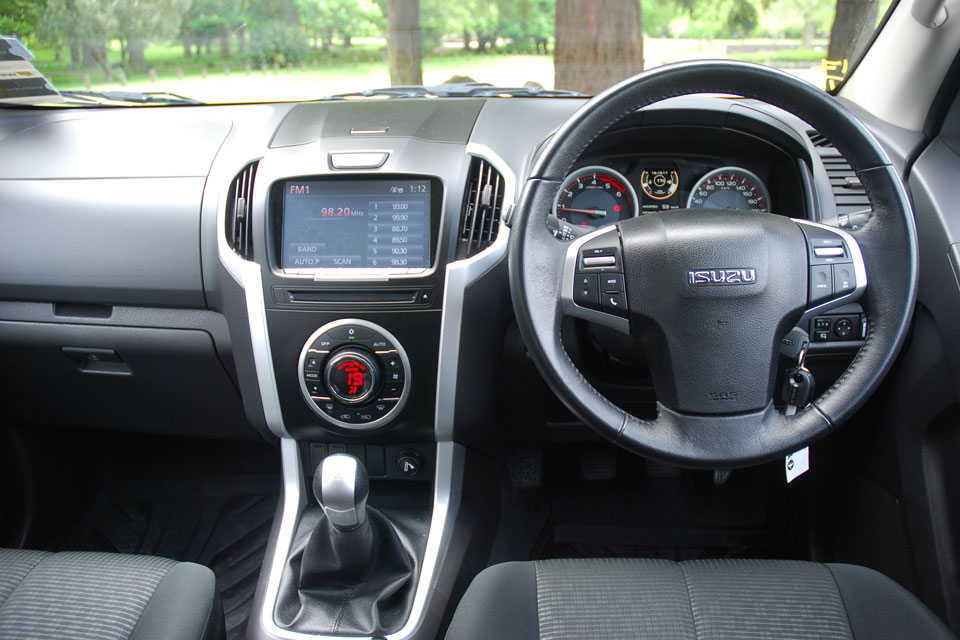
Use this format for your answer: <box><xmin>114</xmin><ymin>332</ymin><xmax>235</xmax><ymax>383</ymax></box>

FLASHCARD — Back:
<box><xmin>55</xmin><ymin>437</ymin><xmax>280</xmax><ymax>640</ymax></box>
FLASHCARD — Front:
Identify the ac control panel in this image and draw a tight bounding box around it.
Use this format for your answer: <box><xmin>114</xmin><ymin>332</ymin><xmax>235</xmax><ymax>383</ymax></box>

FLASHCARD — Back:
<box><xmin>298</xmin><ymin>319</ymin><xmax>411</xmax><ymax>430</ymax></box>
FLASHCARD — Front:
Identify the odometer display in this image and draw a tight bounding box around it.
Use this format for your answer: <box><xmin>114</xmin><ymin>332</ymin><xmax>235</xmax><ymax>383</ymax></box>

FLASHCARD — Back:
<box><xmin>686</xmin><ymin>166</ymin><xmax>771</xmax><ymax>212</ymax></box>
<box><xmin>553</xmin><ymin>166</ymin><xmax>639</xmax><ymax>228</ymax></box>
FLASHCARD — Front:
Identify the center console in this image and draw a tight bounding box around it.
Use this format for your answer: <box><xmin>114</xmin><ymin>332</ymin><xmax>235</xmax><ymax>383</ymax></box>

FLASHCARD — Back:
<box><xmin>212</xmin><ymin>98</ymin><xmax>516</xmax><ymax>640</ymax></box>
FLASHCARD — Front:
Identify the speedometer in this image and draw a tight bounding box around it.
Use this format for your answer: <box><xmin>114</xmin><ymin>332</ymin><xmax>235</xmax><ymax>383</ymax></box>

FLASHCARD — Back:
<box><xmin>686</xmin><ymin>166</ymin><xmax>771</xmax><ymax>212</ymax></box>
<box><xmin>553</xmin><ymin>166</ymin><xmax>639</xmax><ymax>228</ymax></box>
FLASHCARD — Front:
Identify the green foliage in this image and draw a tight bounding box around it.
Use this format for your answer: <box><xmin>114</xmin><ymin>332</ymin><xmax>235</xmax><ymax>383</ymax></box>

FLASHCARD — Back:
<box><xmin>182</xmin><ymin>0</ymin><xmax>243</xmax><ymax>40</ymax></box>
<box><xmin>299</xmin><ymin>0</ymin><xmax>381</xmax><ymax>46</ymax></box>
<box><xmin>246</xmin><ymin>19</ymin><xmax>308</xmax><ymax>63</ymax></box>
<box><xmin>0</xmin><ymin>0</ymin><xmax>44</xmax><ymax>38</ymax></box>
<box><xmin>642</xmin><ymin>0</ymin><xmax>677</xmax><ymax>36</ymax></box>
<box><xmin>675</xmin><ymin>0</ymin><xmax>762</xmax><ymax>38</ymax></box>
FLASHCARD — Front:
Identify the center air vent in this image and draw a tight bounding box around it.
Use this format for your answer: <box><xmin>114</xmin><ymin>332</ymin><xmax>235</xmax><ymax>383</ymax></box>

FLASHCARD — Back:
<box><xmin>225</xmin><ymin>161</ymin><xmax>259</xmax><ymax>260</ymax></box>
<box><xmin>806</xmin><ymin>131</ymin><xmax>871</xmax><ymax>218</ymax></box>
<box><xmin>458</xmin><ymin>157</ymin><xmax>505</xmax><ymax>259</ymax></box>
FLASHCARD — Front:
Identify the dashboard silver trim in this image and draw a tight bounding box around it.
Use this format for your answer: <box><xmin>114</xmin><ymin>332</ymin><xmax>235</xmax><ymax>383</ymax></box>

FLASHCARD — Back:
<box><xmin>435</xmin><ymin>143</ymin><xmax>517</xmax><ymax>442</ymax></box>
<box><xmin>296</xmin><ymin>318</ymin><xmax>412</xmax><ymax>430</ymax></box>
<box><xmin>560</xmin><ymin>225</ymin><xmax>631</xmax><ymax>334</ymax></box>
<box><xmin>329</xmin><ymin>151</ymin><xmax>389</xmax><ymax>169</ymax></box>
<box><xmin>257</xmin><ymin>438</ymin><xmax>464</xmax><ymax>640</ymax></box>
<box><xmin>216</xmin><ymin>164</ymin><xmax>291</xmax><ymax>439</ymax></box>
<box><xmin>795</xmin><ymin>219</ymin><xmax>868</xmax><ymax>323</ymax></box>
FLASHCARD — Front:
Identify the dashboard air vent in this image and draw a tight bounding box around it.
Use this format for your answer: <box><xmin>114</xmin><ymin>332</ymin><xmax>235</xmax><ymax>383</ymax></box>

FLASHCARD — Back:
<box><xmin>806</xmin><ymin>131</ymin><xmax>871</xmax><ymax>218</ymax></box>
<box><xmin>806</xmin><ymin>130</ymin><xmax>832</xmax><ymax>147</ymax></box>
<box><xmin>226</xmin><ymin>161</ymin><xmax>259</xmax><ymax>260</ymax></box>
<box><xmin>458</xmin><ymin>157</ymin><xmax>505</xmax><ymax>259</ymax></box>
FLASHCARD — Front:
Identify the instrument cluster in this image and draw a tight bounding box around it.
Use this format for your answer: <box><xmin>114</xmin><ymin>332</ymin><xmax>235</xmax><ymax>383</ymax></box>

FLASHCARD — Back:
<box><xmin>552</xmin><ymin>157</ymin><xmax>776</xmax><ymax>229</ymax></box>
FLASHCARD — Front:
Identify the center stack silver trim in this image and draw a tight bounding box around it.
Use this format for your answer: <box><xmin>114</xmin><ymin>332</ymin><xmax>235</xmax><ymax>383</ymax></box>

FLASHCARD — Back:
<box><xmin>217</xmin><ymin>143</ymin><xmax>516</xmax><ymax>639</ymax></box>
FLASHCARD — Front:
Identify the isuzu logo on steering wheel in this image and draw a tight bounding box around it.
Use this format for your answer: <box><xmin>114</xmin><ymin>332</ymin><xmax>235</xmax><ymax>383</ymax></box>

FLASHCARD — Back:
<box><xmin>687</xmin><ymin>268</ymin><xmax>758</xmax><ymax>285</ymax></box>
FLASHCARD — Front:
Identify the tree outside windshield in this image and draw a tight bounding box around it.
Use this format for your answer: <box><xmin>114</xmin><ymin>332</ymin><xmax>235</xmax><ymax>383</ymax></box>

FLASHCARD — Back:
<box><xmin>0</xmin><ymin>0</ymin><xmax>892</xmax><ymax>103</ymax></box>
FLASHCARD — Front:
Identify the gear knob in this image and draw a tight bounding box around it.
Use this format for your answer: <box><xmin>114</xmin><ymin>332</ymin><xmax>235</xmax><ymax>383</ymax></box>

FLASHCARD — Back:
<box><xmin>313</xmin><ymin>454</ymin><xmax>369</xmax><ymax>531</ymax></box>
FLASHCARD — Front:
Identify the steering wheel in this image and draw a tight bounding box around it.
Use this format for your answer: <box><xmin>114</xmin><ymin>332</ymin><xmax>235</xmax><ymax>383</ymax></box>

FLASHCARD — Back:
<box><xmin>508</xmin><ymin>60</ymin><xmax>917</xmax><ymax>468</ymax></box>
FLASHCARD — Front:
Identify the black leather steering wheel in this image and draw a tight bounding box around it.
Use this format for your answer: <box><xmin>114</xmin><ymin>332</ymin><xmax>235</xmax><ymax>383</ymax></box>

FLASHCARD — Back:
<box><xmin>508</xmin><ymin>60</ymin><xmax>918</xmax><ymax>468</ymax></box>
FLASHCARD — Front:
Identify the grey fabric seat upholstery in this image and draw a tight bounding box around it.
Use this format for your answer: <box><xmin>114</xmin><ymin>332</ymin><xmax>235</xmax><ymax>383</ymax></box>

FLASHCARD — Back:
<box><xmin>0</xmin><ymin>548</ymin><xmax>224</xmax><ymax>640</ymax></box>
<box><xmin>447</xmin><ymin>558</ymin><xmax>957</xmax><ymax>640</ymax></box>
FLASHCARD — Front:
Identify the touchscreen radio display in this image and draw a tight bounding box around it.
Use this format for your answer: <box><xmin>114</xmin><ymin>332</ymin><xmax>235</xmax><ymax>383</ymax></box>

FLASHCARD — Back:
<box><xmin>281</xmin><ymin>178</ymin><xmax>432</xmax><ymax>269</ymax></box>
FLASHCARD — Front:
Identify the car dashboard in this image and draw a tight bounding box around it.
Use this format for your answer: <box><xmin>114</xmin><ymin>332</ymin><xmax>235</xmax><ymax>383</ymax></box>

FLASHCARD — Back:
<box><xmin>0</xmin><ymin>93</ymin><xmax>871</xmax><ymax>640</ymax></box>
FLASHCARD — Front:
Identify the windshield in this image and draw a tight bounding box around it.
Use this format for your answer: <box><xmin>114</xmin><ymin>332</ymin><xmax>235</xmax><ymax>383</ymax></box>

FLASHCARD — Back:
<box><xmin>0</xmin><ymin>0</ymin><xmax>894</xmax><ymax>105</ymax></box>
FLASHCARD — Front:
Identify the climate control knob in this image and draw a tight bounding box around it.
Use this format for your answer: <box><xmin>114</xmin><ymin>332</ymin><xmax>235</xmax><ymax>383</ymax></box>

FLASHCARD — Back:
<box><xmin>324</xmin><ymin>349</ymin><xmax>380</xmax><ymax>405</ymax></box>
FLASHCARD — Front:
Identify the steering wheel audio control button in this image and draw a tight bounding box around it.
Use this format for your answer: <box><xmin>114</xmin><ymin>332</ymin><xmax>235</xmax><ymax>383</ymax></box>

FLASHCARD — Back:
<box><xmin>602</xmin><ymin>292</ymin><xmax>628</xmax><ymax>317</ymax></box>
<box><xmin>600</xmin><ymin>274</ymin><xmax>624</xmax><ymax>293</ymax></box>
<box><xmin>577</xmin><ymin>244</ymin><xmax>622</xmax><ymax>272</ymax></box>
<box><xmin>574</xmin><ymin>275</ymin><xmax>600</xmax><ymax>308</ymax></box>
<box><xmin>583</xmin><ymin>255</ymin><xmax>616</xmax><ymax>267</ymax></box>
<box><xmin>809</xmin><ymin>265</ymin><xmax>833</xmax><ymax>304</ymax></box>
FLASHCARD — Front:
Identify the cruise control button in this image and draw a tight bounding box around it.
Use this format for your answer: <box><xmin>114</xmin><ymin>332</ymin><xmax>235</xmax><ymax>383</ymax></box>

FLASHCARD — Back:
<box><xmin>601</xmin><ymin>292</ymin><xmax>628</xmax><ymax>317</ymax></box>
<box><xmin>600</xmin><ymin>274</ymin><xmax>624</xmax><ymax>293</ymax></box>
<box><xmin>573</xmin><ymin>274</ymin><xmax>599</xmax><ymax>309</ymax></box>
<box><xmin>814</xmin><ymin>246</ymin><xmax>845</xmax><ymax>258</ymax></box>
<box><xmin>833</xmin><ymin>263</ymin><xmax>856</xmax><ymax>294</ymax></box>
<box><xmin>809</xmin><ymin>265</ymin><xmax>833</xmax><ymax>304</ymax></box>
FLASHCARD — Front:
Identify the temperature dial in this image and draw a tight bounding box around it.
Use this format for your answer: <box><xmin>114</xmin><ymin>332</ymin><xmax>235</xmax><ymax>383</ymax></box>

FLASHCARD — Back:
<box><xmin>299</xmin><ymin>319</ymin><xmax>411</xmax><ymax>430</ymax></box>
<box><xmin>324</xmin><ymin>349</ymin><xmax>379</xmax><ymax>405</ymax></box>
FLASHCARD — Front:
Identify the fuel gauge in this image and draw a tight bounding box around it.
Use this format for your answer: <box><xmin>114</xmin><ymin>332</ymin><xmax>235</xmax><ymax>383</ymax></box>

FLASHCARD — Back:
<box><xmin>640</xmin><ymin>169</ymin><xmax>680</xmax><ymax>200</ymax></box>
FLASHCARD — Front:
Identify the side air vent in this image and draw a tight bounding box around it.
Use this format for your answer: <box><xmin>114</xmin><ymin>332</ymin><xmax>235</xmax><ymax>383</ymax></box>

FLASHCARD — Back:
<box><xmin>225</xmin><ymin>161</ymin><xmax>259</xmax><ymax>260</ymax></box>
<box><xmin>806</xmin><ymin>130</ymin><xmax>832</xmax><ymax>147</ymax></box>
<box><xmin>806</xmin><ymin>131</ymin><xmax>871</xmax><ymax>217</ymax></box>
<box><xmin>458</xmin><ymin>157</ymin><xmax>505</xmax><ymax>259</ymax></box>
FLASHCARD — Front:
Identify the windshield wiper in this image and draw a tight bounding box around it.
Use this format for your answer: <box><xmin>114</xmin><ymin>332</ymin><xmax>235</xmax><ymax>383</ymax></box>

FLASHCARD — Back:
<box><xmin>57</xmin><ymin>90</ymin><xmax>203</xmax><ymax>106</ymax></box>
<box><xmin>327</xmin><ymin>81</ymin><xmax>586</xmax><ymax>100</ymax></box>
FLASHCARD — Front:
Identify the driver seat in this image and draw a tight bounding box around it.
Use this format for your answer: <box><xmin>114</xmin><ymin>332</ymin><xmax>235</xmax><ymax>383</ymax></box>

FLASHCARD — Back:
<box><xmin>446</xmin><ymin>558</ymin><xmax>956</xmax><ymax>639</ymax></box>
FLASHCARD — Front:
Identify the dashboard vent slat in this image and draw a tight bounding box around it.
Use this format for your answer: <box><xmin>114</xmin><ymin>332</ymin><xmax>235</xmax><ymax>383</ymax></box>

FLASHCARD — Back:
<box><xmin>226</xmin><ymin>161</ymin><xmax>259</xmax><ymax>260</ymax></box>
<box><xmin>458</xmin><ymin>157</ymin><xmax>505</xmax><ymax>259</ymax></box>
<box><xmin>806</xmin><ymin>131</ymin><xmax>871</xmax><ymax>217</ymax></box>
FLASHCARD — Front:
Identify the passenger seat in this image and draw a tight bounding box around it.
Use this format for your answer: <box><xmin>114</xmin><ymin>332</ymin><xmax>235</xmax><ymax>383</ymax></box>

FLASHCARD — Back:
<box><xmin>0</xmin><ymin>548</ymin><xmax>224</xmax><ymax>640</ymax></box>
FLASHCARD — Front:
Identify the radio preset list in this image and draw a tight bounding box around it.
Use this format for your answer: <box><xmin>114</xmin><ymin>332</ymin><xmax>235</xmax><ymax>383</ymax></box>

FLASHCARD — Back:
<box><xmin>282</xmin><ymin>179</ymin><xmax>432</xmax><ymax>270</ymax></box>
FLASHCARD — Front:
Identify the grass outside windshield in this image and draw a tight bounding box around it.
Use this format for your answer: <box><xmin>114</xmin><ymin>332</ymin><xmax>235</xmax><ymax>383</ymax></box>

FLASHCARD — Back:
<box><xmin>0</xmin><ymin>0</ymin><xmax>895</xmax><ymax>104</ymax></box>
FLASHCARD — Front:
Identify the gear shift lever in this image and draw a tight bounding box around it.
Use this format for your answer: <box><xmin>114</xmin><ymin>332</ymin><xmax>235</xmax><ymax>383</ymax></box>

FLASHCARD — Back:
<box><xmin>312</xmin><ymin>453</ymin><xmax>369</xmax><ymax>531</ymax></box>
<box><xmin>275</xmin><ymin>452</ymin><xmax>418</xmax><ymax>636</ymax></box>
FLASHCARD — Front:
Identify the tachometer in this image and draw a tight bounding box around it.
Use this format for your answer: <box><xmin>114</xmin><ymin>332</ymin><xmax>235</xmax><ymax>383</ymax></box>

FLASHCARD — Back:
<box><xmin>553</xmin><ymin>166</ymin><xmax>639</xmax><ymax>228</ymax></box>
<box><xmin>686</xmin><ymin>166</ymin><xmax>771</xmax><ymax>212</ymax></box>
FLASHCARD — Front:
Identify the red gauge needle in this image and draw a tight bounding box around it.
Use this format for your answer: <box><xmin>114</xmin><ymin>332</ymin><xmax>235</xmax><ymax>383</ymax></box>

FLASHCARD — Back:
<box><xmin>557</xmin><ymin>206</ymin><xmax>608</xmax><ymax>217</ymax></box>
